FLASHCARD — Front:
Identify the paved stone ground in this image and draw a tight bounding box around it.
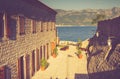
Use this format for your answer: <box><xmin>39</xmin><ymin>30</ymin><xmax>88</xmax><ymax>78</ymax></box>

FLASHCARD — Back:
<box><xmin>32</xmin><ymin>45</ymin><xmax>89</xmax><ymax>79</ymax></box>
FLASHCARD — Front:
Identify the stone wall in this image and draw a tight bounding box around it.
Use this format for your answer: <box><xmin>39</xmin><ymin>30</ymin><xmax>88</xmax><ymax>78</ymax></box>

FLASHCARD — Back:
<box><xmin>87</xmin><ymin>16</ymin><xmax>120</xmax><ymax>79</ymax></box>
<box><xmin>0</xmin><ymin>16</ymin><xmax>56</xmax><ymax>79</ymax></box>
<box><xmin>0</xmin><ymin>0</ymin><xmax>57</xmax><ymax>79</ymax></box>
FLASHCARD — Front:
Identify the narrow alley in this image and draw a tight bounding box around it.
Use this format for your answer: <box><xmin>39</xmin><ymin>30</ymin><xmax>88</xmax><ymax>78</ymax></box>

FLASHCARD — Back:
<box><xmin>32</xmin><ymin>41</ymin><xmax>89</xmax><ymax>79</ymax></box>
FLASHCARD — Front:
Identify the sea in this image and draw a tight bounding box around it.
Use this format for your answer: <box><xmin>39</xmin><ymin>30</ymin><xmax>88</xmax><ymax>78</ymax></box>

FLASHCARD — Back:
<box><xmin>57</xmin><ymin>26</ymin><xmax>97</xmax><ymax>42</ymax></box>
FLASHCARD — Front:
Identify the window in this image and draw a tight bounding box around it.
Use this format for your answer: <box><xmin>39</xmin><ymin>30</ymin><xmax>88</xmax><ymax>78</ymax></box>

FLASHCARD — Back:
<box><xmin>48</xmin><ymin>21</ymin><xmax>50</xmax><ymax>31</ymax></box>
<box><xmin>44</xmin><ymin>45</ymin><xmax>46</xmax><ymax>59</ymax></box>
<box><xmin>46</xmin><ymin>22</ymin><xmax>49</xmax><ymax>31</ymax></box>
<box><xmin>36</xmin><ymin>48</ymin><xmax>40</xmax><ymax>71</ymax></box>
<box><xmin>41</xmin><ymin>21</ymin><xmax>44</xmax><ymax>32</ymax></box>
<box><xmin>32</xmin><ymin>20</ymin><xmax>36</xmax><ymax>33</ymax></box>
<box><xmin>19</xmin><ymin>16</ymin><xmax>25</xmax><ymax>35</ymax></box>
<box><xmin>50</xmin><ymin>22</ymin><xmax>53</xmax><ymax>31</ymax></box>
<box><xmin>47</xmin><ymin>43</ymin><xmax>49</xmax><ymax>59</ymax></box>
<box><xmin>44</xmin><ymin>21</ymin><xmax>47</xmax><ymax>31</ymax></box>
<box><xmin>40</xmin><ymin>46</ymin><xmax>42</xmax><ymax>59</ymax></box>
<box><xmin>7</xmin><ymin>15</ymin><xmax>17</xmax><ymax>40</ymax></box>
<box><xmin>25</xmin><ymin>55</ymin><xmax>30</xmax><ymax>79</ymax></box>
<box><xmin>52</xmin><ymin>22</ymin><xmax>55</xmax><ymax>30</ymax></box>
<box><xmin>0</xmin><ymin>13</ymin><xmax>4</xmax><ymax>38</ymax></box>
<box><xmin>39</xmin><ymin>21</ymin><xmax>42</xmax><ymax>32</ymax></box>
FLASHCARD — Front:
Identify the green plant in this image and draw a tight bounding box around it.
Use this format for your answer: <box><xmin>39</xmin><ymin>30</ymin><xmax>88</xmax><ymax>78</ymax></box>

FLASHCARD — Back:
<box><xmin>77</xmin><ymin>49</ymin><xmax>83</xmax><ymax>59</ymax></box>
<box><xmin>53</xmin><ymin>47</ymin><xmax>58</xmax><ymax>55</ymax></box>
<box><xmin>77</xmin><ymin>38</ymin><xmax>82</xmax><ymax>50</ymax></box>
<box><xmin>40</xmin><ymin>58</ymin><xmax>48</xmax><ymax>67</ymax></box>
<box><xmin>77</xmin><ymin>49</ymin><xmax>82</xmax><ymax>55</ymax></box>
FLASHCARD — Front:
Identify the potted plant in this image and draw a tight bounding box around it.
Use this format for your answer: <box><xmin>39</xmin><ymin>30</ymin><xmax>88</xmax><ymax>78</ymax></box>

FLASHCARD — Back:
<box><xmin>77</xmin><ymin>50</ymin><xmax>83</xmax><ymax>59</ymax></box>
<box><xmin>77</xmin><ymin>38</ymin><xmax>82</xmax><ymax>49</ymax></box>
<box><xmin>52</xmin><ymin>47</ymin><xmax>58</xmax><ymax>58</ymax></box>
<box><xmin>40</xmin><ymin>58</ymin><xmax>49</xmax><ymax>71</ymax></box>
<box><xmin>76</xmin><ymin>38</ymin><xmax>83</xmax><ymax>59</ymax></box>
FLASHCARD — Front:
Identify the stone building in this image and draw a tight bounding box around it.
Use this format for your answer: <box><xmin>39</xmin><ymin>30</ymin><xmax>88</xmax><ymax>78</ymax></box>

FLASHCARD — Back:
<box><xmin>0</xmin><ymin>0</ymin><xmax>57</xmax><ymax>79</ymax></box>
<box><xmin>97</xmin><ymin>16</ymin><xmax>120</xmax><ymax>38</ymax></box>
<box><xmin>87</xmin><ymin>16</ymin><xmax>120</xmax><ymax>79</ymax></box>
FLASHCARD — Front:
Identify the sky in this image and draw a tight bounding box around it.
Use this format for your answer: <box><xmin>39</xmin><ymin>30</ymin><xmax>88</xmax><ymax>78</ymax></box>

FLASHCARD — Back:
<box><xmin>40</xmin><ymin>0</ymin><xmax>120</xmax><ymax>10</ymax></box>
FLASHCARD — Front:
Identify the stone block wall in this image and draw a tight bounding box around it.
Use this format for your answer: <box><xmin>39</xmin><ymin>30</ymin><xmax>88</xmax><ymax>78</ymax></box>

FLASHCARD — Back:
<box><xmin>0</xmin><ymin>15</ymin><xmax>56</xmax><ymax>79</ymax></box>
<box><xmin>87</xmin><ymin>16</ymin><xmax>120</xmax><ymax>79</ymax></box>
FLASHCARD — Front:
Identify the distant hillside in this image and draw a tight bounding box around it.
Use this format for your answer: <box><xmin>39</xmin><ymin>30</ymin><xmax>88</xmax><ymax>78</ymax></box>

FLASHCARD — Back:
<box><xmin>55</xmin><ymin>7</ymin><xmax>120</xmax><ymax>26</ymax></box>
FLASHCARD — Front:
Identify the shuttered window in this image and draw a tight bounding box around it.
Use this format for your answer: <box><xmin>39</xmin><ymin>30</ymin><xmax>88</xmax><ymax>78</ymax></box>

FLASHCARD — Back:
<box><xmin>46</xmin><ymin>22</ymin><xmax>49</xmax><ymax>31</ymax></box>
<box><xmin>47</xmin><ymin>43</ymin><xmax>49</xmax><ymax>59</ymax></box>
<box><xmin>51</xmin><ymin>22</ymin><xmax>52</xmax><ymax>31</ymax></box>
<box><xmin>39</xmin><ymin>21</ymin><xmax>42</xmax><ymax>32</ymax></box>
<box><xmin>19</xmin><ymin>16</ymin><xmax>25</xmax><ymax>35</ymax></box>
<box><xmin>17</xmin><ymin>57</ymin><xmax>24</xmax><ymax>79</ymax></box>
<box><xmin>0</xmin><ymin>13</ymin><xmax>4</xmax><ymax>38</ymax></box>
<box><xmin>32</xmin><ymin>20</ymin><xmax>36</xmax><ymax>33</ymax></box>
<box><xmin>36</xmin><ymin>49</ymin><xmax>40</xmax><ymax>71</ymax></box>
<box><xmin>25</xmin><ymin>55</ymin><xmax>30</xmax><ymax>79</ymax></box>
<box><xmin>44</xmin><ymin>45</ymin><xmax>46</xmax><ymax>59</ymax></box>
<box><xmin>41</xmin><ymin>21</ymin><xmax>43</xmax><ymax>32</ymax></box>
<box><xmin>40</xmin><ymin>46</ymin><xmax>42</xmax><ymax>60</ymax></box>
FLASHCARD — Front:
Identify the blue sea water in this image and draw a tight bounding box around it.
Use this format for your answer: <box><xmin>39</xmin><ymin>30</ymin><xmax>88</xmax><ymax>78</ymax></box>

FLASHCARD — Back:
<box><xmin>57</xmin><ymin>26</ymin><xmax>97</xmax><ymax>42</ymax></box>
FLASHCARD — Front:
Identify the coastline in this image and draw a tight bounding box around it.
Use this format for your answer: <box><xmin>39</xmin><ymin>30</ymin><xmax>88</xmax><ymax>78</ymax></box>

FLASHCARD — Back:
<box><xmin>59</xmin><ymin>40</ymin><xmax>77</xmax><ymax>45</ymax></box>
<box><xmin>56</xmin><ymin>25</ymin><xmax>96</xmax><ymax>27</ymax></box>
<box><xmin>57</xmin><ymin>26</ymin><xmax>97</xmax><ymax>42</ymax></box>
<box><xmin>59</xmin><ymin>39</ymin><xmax>89</xmax><ymax>48</ymax></box>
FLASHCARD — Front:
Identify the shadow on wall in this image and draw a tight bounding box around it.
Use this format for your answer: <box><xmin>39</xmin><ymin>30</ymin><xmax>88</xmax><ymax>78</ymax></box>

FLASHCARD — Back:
<box><xmin>6</xmin><ymin>66</ymin><xmax>11</xmax><ymax>79</ymax></box>
<box><xmin>89</xmin><ymin>69</ymin><xmax>120</xmax><ymax>79</ymax></box>
<box><xmin>75</xmin><ymin>69</ymin><xmax>120</xmax><ymax>79</ymax></box>
<box><xmin>75</xmin><ymin>73</ymin><xmax>89</xmax><ymax>79</ymax></box>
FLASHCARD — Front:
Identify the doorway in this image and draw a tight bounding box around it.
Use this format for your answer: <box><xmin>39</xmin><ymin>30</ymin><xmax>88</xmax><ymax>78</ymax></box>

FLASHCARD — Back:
<box><xmin>18</xmin><ymin>56</ymin><xmax>24</xmax><ymax>79</ymax></box>
<box><xmin>40</xmin><ymin>46</ymin><xmax>42</xmax><ymax>60</ymax></box>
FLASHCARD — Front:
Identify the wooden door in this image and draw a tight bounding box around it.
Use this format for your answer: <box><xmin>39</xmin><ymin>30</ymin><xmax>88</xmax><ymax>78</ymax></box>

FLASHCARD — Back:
<box><xmin>0</xmin><ymin>65</ymin><xmax>6</xmax><ymax>79</ymax></box>
<box><xmin>47</xmin><ymin>43</ymin><xmax>49</xmax><ymax>59</ymax></box>
<box><xmin>17</xmin><ymin>56</ymin><xmax>24</xmax><ymax>79</ymax></box>
<box><xmin>36</xmin><ymin>49</ymin><xmax>40</xmax><ymax>71</ymax></box>
<box><xmin>44</xmin><ymin>45</ymin><xmax>46</xmax><ymax>59</ymax></box>
<box><xmin>25</xmin><ymin>55</ymin><xmax>30</xmax><ymax>79</ymax></box>
<box><xmin>31</xmin><ymin>51</ymin><xmax>35</xmax><ymax>76</ymax></box>
<box><xmin>40</xmin><ymin>46</ymin><xmax>42</xmax><ymax>60</ymax></box>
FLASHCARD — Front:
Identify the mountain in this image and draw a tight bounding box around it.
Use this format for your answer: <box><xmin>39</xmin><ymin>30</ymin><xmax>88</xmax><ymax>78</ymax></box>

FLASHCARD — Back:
<box><xmin>55</xmin><ymin>7</ymin><xmax>120</xmax><ymax>26</ymax></box>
